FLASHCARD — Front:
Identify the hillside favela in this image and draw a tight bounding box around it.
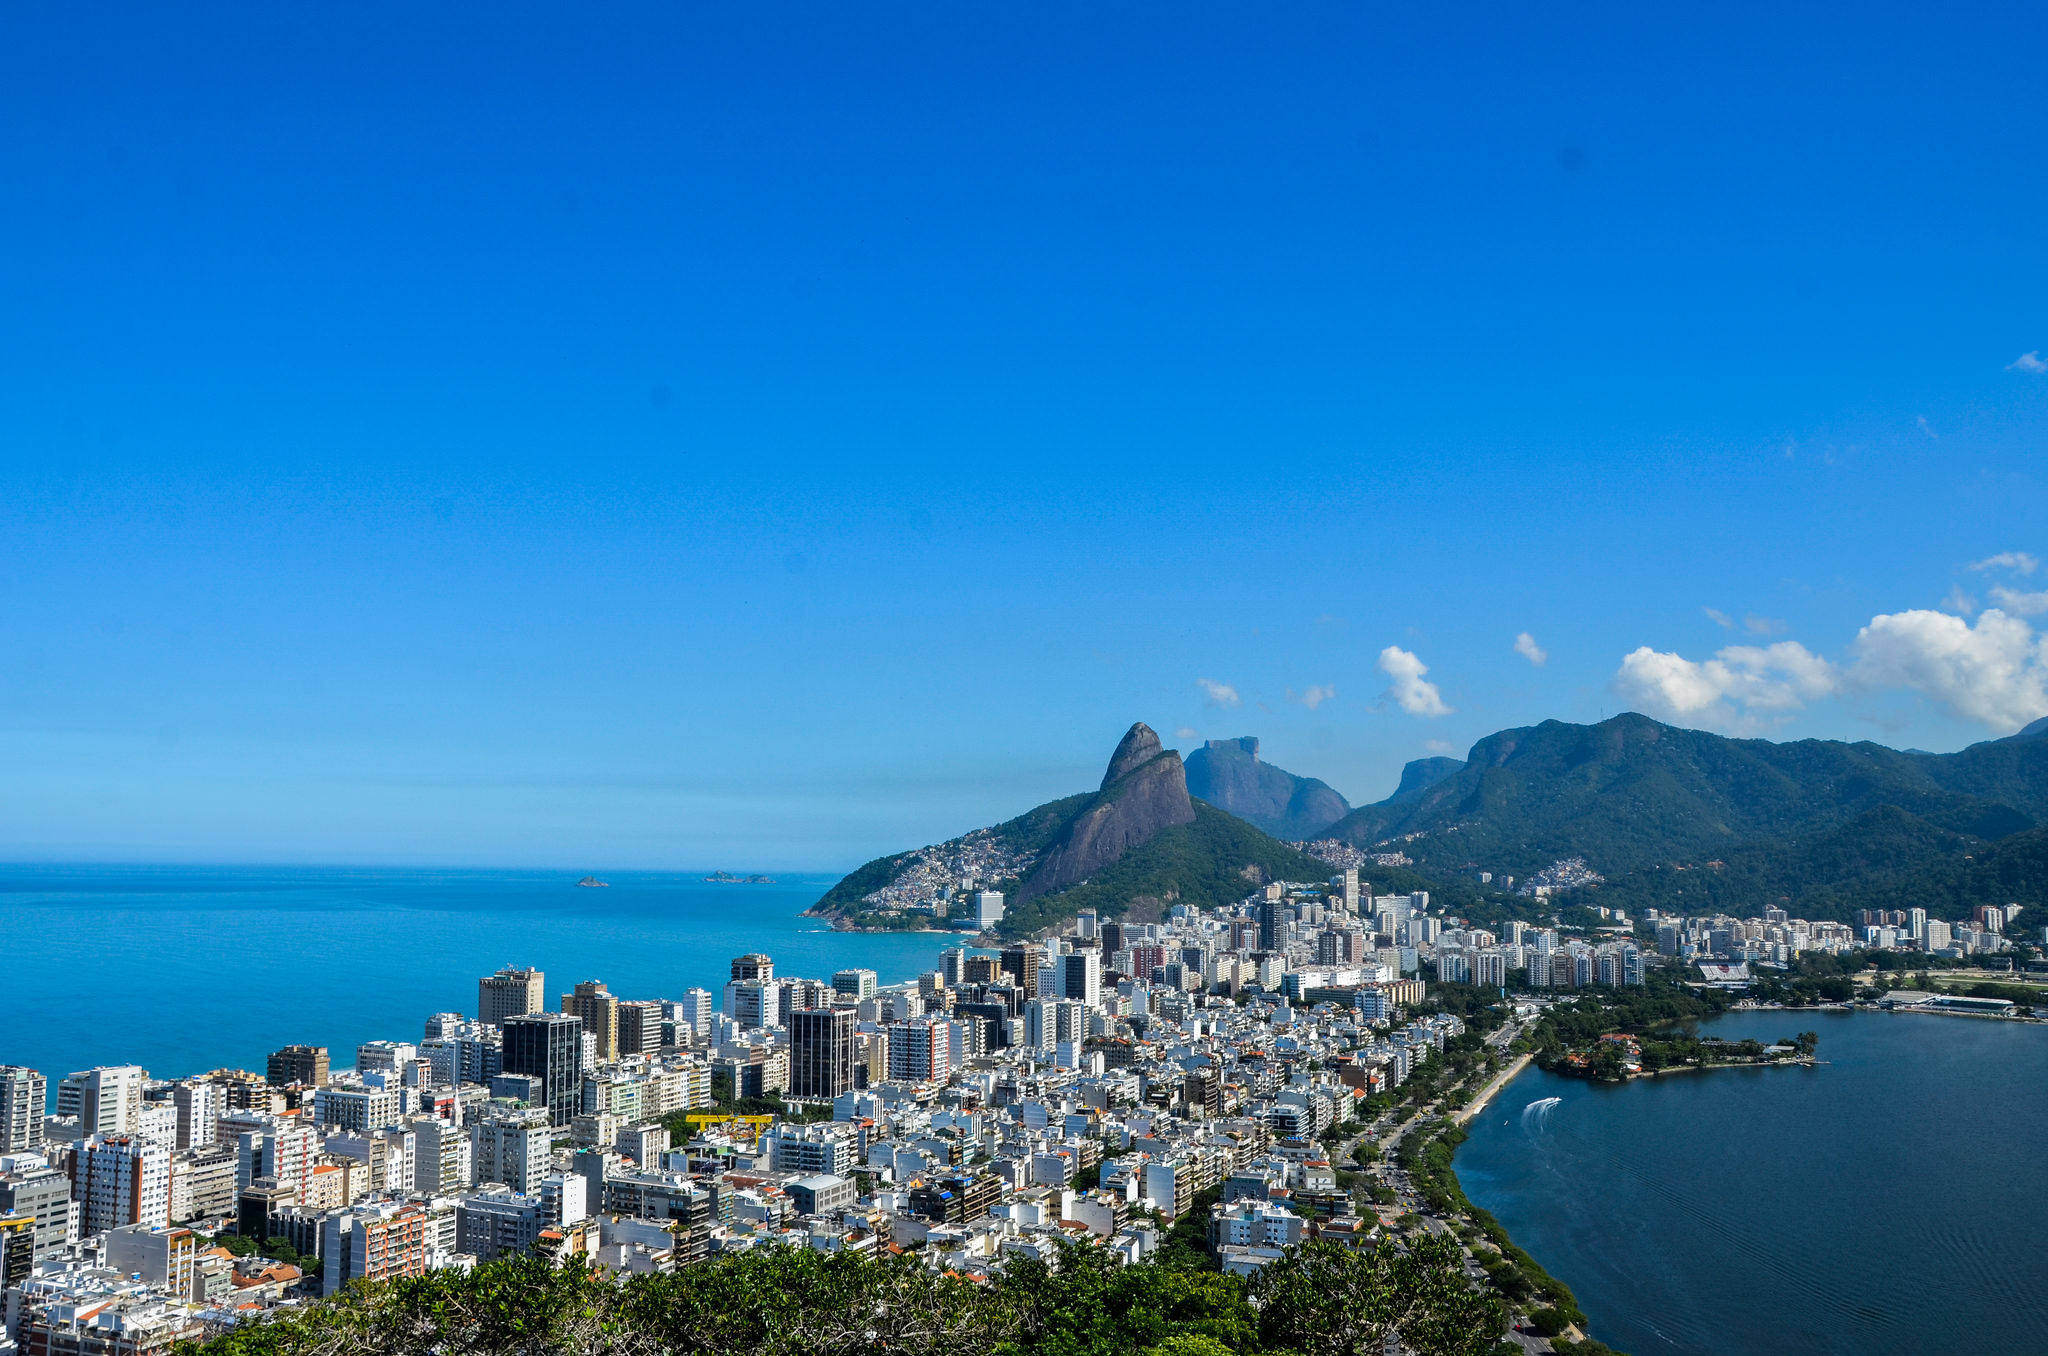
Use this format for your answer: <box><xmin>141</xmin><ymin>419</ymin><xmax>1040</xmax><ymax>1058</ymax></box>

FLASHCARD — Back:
<box><xmin>5</xmin><ymin>6</ymin><xmax>2048</xmax><ymax>1356</ymax></box>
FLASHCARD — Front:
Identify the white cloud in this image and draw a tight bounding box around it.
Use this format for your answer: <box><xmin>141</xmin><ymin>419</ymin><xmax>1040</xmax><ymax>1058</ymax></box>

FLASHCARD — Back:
<box><xmin>1969</xmin><ymin>552</ymin><xmax>2039</xmax><ymax>575</ymax></box>
<box><xmin>1744</xmin><ymin>615</ymin><xmax>1786</xmax><ymax>635</ymax></box>
<box><xmin>1424</xmin><ymin>739</ymin><xmax>1455</xmax><ymax>754</ymax></box>
<box><xmin>1196</xmin><ymin>678</ymin><xmax>1240</xmax><ymax>708</ymax></box>
<box><xmin>1917</xmin><ymin>415</ymin><xmax>1939</xmax><ymax>440</ymax></box>
<box><xmin>1290</xmin><ymin>684</ymin><xmax>1336</xmax><ymax>710</ymax></box>
<box><xmin>1704</xmin><ymin>608</ymin><xmax>1734</xmax><ymax>629</ymax></box>
<box><xmin>1378</xmin><ymin>646</ymin><xmax>1453</xmax><ymax>717</ymax></box>
<box><xmin>2009</xmin><ymin>351</ymin><xmax>2048</xmax><ymax>374</ymax></box>
<box><xmin>1612</xmin><ymin>641</ymin><xmax>1838</xmax><ymax>733</ymax></box>
<box><xmin>1175</xmin><ymin>726</ymin><xmax>1201</xmax><ymax>741</ymax></box>
<box><xmin>1513</xmin><ymin>632</ymin><xmax>1547</xmax><ymax>666</ymax></box>
<box><xmin>1942</xmin><ymin>585</ymin><xmax>1978</xmax><ymax>616</ymax></box>
<box><xmin>1989</xmin><ymin>586</ymin><xmax>2048</xmax><ymax>616</ymax></box>
<box><xmin>1848</xmin><ymin>608</ymin><xmax>2048</xmax><ymax>732</ymax></box>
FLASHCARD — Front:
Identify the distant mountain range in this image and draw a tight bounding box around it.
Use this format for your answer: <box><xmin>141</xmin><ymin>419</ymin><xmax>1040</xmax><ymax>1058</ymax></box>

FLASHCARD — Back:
<box><xmin>1321</xmin><ymin>712</ymin><xmax>2048</xmax><ymax>919</ymax></box>
<box><xmin>808</xmin><ymin>723</ymin><xmax>1451</xmax><ymax>938</ymax></box>
<box><xmin>811</xmin><ymin>712</ymin><xmax>2048</xmax><ymax>938</ymax></box>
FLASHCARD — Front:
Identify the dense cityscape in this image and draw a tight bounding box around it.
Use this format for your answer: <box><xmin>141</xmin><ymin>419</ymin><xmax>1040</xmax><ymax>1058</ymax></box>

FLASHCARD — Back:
<box><xmin>5</xmin><ymin>851</ymin><xmax>2034</xmax><ymax>1356</ymax></box>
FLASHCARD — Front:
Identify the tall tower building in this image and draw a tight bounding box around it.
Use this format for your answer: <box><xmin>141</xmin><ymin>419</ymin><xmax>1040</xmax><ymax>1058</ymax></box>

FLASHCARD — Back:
<box><xmin>0</xmin><ymin>1067</ymin><xmax>46</xmax><ymax>1153</ymax></box>
<box><xmin>500</xmin><ymin>1014</ymin><xmax>584</xmax><ymax>1126</ymax></box>
<box><xmin>265</xmin><ymin>1046</ymin><xmax>330</xmax><ymax>1088</ymax></box>
<box><xmin>75</xmin><ymin>1135</ymin><xmax>171</xmax><ymax>1236</ymax></box>
<box><xmin>1059</xmin><ymin>951</ymin><xmax>1101</xmax><ymax>1008</ymax></box>
<box><xmin>478</xmin><ymin>967</ymin><xmax>546</xmax><ymax>1026</ymax></box>
<box><xmin>1257</xmin><ymin>900</ymin><xmax>1289</xmax><ymax>952</ymax></box>
<box><xmin>886</xmin><ymin>1018</ymin><xmax>953</xmax><ymax>1084</ymax></box>
<box><xmin>998</xmin><ymin>946</ymin><xmax>1041</xmax><ymax>996</ymax></box>
<box><xmin>788</xmin><ymin>1008</ymin><xmax>857</xmax><ymax>1099</ymax></box>
<box><xmin>56</xmin><ymin>1067</ymin><xmax>145</xmax><ymax>1137</ymax></box>
<box><xmin>560</xmin><ymin>981</ymin><xmax>621</xmax><ymax>1063</ymax></box>
<box><xmin>729</xmin><ymin>954</ymin><xmax>774</xmax><ymax>983</ymax></box>
<box><xmin>616</xmin><ymin>1000</ymin><xmax>664</xmax><ymax>1057</ymax></box>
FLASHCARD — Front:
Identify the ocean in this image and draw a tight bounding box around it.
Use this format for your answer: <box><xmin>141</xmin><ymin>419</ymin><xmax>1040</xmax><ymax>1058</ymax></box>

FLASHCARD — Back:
<box><xmin>1455</xmin><ymin>1008</ymin><xmax>2048</xmax><ymax>1356</ymax></box>
<box><xmin>0</xmin><ymin>863</ymin><xmax>951</xmax><ymax>1085</ymax></box>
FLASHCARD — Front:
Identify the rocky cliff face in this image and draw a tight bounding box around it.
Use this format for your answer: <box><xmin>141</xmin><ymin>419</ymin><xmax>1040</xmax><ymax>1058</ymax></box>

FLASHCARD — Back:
<box><xmin>1183</xmin><ymin>735</ymin><xmax>1352</xmax><ymax>839</ymax></box>
<box><xmin>1384</xmin><ymin>755</ymin><xmax>1466</xmax><ymax>806</ymax></box>
<box><xmin>1017</xmin><ymin>722</ymin><xmax>1196</xmax><ymax>902</ymax></box>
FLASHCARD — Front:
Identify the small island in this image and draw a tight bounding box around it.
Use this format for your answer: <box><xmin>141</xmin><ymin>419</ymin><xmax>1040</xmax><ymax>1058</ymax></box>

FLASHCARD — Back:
<box><xmin>705</xmin><ymin>871</ymin><xmax>777</xmax><ymax>884</ymax></box>
<box><xmin>575</xmin><ymin>875</ymin><xmax>609</xmax><ymax>888</ymax></box>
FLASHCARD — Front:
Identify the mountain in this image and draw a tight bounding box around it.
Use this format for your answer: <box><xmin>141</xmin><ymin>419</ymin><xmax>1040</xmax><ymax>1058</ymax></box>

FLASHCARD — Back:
<box><xmin>1383</xmin><ymin>756</ymin><xmax>1465</xmax><ymax>807</ymax></box>
<box><xmin>808</xmin><ymin>722</ymin><xmax>1433</xmax><ymax>937</ymax></box>
<box><xmin>1183</xmin><ymin>736</ymin><xmax>1353</xmax><ymax>839</ymax></box>
<box><xmin>1018</xmin><ymin>722</ymin><xmax>1197</xmax><ymax>902</ymax></box>
<box><xmin>1319</xmin><ymin>712</ymin><xmax>2048</xmax><ymax>919</ymax></box>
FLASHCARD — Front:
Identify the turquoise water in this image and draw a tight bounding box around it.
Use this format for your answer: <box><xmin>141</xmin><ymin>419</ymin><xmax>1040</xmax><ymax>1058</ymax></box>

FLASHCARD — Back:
<box><xmin>0</xmin><ymin>864</ymin><xmax>949</xmax><ymax>1085</ymax></box>
<box><xmin>1457</xmin><ymin>1009</ymin><xmax>2048</xmax><ymax>1356</ymax></box>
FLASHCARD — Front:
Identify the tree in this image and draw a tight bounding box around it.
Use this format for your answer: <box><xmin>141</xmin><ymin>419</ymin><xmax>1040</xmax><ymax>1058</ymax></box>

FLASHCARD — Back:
<box><xmin>1253</xmin><ymin>1236</ymin><xmax>1505</xmax><ymax>1356</ymax></box>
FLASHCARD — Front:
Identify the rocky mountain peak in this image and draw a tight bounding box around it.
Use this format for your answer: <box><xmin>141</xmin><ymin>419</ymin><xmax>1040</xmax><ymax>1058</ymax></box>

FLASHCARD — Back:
<box><xmin>1102</xmin><ymin>721</ymin><xmax>1168</xmax><ymax>789</ymax></box>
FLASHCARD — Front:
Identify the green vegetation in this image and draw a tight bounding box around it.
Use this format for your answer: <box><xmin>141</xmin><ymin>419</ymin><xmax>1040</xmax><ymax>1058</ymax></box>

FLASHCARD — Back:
<box><xmin>180</xmin><ymin>1234</ymin><xmax>1505</xmax><ymax>1356</ymax></box>
<box><xmin>1320</xmin><ymin>713</ymin><xmax>2048</xmax><ymax>923</ymax></box>
<box><xmin>996</xmin><ymin>803</ymin><xmax>1346</xmax><ymax>938</ymax></box>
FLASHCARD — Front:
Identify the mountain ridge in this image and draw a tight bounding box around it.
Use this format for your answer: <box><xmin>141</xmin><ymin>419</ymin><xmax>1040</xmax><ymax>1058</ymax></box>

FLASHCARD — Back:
<box><xmin>1320</xmin><ymin>711</ymin><xmax>2048</xmax><ymax>919</ymax></box>
<box><xmin>807</xmin><ymin>722</ymin><xmax>1461</xmax><ymax>938</ymax></box>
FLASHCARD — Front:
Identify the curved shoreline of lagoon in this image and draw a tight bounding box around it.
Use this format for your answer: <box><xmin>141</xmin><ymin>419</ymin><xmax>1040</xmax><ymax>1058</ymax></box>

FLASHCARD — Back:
<box><xmin>1453</xmin><ymin>1008</ymin><xmax>2048</xmax><ymax>1356</ymax></box>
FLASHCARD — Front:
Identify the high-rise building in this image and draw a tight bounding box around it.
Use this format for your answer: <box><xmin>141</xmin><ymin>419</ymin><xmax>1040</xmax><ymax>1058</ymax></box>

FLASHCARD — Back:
<box><xmin>1330</xmin><ymin>868</ymin><xmax>1360</xmax><ymax>914</ymax></box>
<box><xmin>788</xmin><ymin>1008</ymin><xmax>857</xmax><ymax>1099</ymax></box>
<box><xmin>616</xmin><ymin>1000</ymin><xmax>664</xmax><ymax>1057</ymax></box>
<box><xmin>501</xmin><ymin>1013</ymin><xmax>584</xmax><ymax>1126</ymax></box>
<box><xmin>57</xmin><ymin>1066</ymin><xmax>145</xmax><ymax>1137</ymax></box>
<box><xmin>0</xmin><ymin>1157</ymin><xmax>71</xmax><ymax>1259</ymax></box>
<box><xmin>1258</xmin><ymin>900</ymin><xmax>1288</xmax><ymax>952</ymax></box>
<box><xmin>832</xmin><ymin>969</ymin><xmax>878</xmax><ymax>1001</ymax></box>
<box><xmin>0</xmin><ymin>1067</ymin><xmax>46</xmax><ymax>1153</ymax></box>
<box><xmin>75</xmin><ymin>1135</ymin><xmax>171</xmax><ymax>1236</ymax></box>
<box><xmin>730</xmin><ymin>953</ymin><xmax>774</xmax><ymax>982</ymax></box>
<box><xmin>477</xmin><ymin>967</ymin><xmax>546</xmax><ymax>1026</ymax></box>
<box><xmin>886</xmin><ymin>1019</ymin><xmax>953</xmax><ymax>1084</ymax></box>
<box><xmin>674</xmin><ymin>988</ymin><xmax>715</xmax><ymax>1037</ymax></box>
<box><xmin>409</xmin><ymin>1117</ymin><xmax>471</xmax><ymax>1194</ymax></box>
<box><xmin>471</xmin><ymin>1112</ymin><xmax>552</xmax><ymax>1192</ymax></box>
<box><xmin>1907</xmin><ymin>907</ymin><xmax>1929</xmax><ymax>942</ymax></box>
<box><xmin>235</xmin><ymin>1124</ymin><xmax>320</xmax><ymax>1196</ymax></box>
<box><xmin>974</xmin><ymin>891</ymin><xmax>1006</xmax><ymax>930</ymax></box>
<box><xmin>320</xmin><ymin>1201</ymin><xmax>428</xmax><ymax>1297</ymax></box>
<box><xmin>1100</xmin><ymin>922</ymin><xmax>1126</xmax><ymax>957</ymax></box>
<box><xmin>998</xmin><ymin>946</ymin><xmax>1041</xmax><ymax>995</ymax></box>
<box><xmin>1059</xmin><ymin>951</ymin><xmax>1101</xmax><ymax>1008</ymax></box>
<box><xmin>938</xmin><ymin>948</ymin><xmax>966</xmax><ymax>987</ymax></box>
<box><xmin>561</xmin><ymin>981</ymin><xmax>621</xmax><ymax>1063</ymax></box>
<box><xmin>725</xmin><ymin>979</ymin><xmax>779</xmax><ymax>1031</ymax></box>
<box><xmin>1024</xmin><ymin>999</ymin><xmax>1088</xmax><ymax>1051</ymax></box>
<box><xmin>265</xmin><ymin>1046</ymin><xmax>329</xmax><ymax>1089</ymax></box>
<box><xmin>169</xmin><ymin>1081</ymin><xmax>220</xmax><ymax>1149</ymax></box>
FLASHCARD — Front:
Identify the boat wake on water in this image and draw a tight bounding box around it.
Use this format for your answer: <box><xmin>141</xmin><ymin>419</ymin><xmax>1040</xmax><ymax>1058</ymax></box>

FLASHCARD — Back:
<box><xmin>1522</xmin><ymin>1096</ymin><xmax>1563</xmax><ymax>1131</ymax></box>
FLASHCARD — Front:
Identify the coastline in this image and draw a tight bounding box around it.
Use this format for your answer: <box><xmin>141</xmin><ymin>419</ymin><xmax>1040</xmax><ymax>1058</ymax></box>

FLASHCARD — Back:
<box><xmin>1455</xmin><ymin>1052</ymin><xmax>1532</xmax><ymax>1126</ymax></box>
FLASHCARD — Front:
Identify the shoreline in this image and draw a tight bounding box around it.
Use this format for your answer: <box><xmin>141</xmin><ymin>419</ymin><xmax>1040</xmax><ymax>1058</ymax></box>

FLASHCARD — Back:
<box><xmin>1455</xmin><ymin>1052</ymin><xmax>1532</xmax><ymax>1126</ymax></box>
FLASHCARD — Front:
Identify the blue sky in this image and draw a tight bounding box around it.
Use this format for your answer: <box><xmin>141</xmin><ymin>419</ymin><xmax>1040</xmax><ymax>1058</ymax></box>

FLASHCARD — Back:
<box><xmin>3</xmin><ymin>3</ymin><xmax>2046</xmax><ymax>869</ymax></box>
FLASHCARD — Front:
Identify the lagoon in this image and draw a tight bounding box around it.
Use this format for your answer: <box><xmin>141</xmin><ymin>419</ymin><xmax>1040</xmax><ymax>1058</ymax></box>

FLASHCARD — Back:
<box><xmin>1456</xmin><ymin>1008</ymin><xmax>2048</xmax><ymax>1356</ymax></box>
